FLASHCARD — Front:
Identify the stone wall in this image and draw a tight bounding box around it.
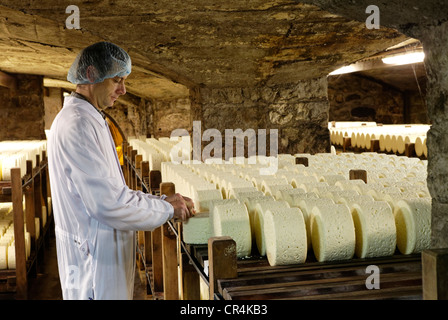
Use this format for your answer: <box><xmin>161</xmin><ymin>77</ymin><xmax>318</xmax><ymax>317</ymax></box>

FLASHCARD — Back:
<box><xmin>420</xmin><ymin>22</ymin><xmax>448</xmax><ymax>249</ymax></box>
<box><xmin>0</xmin><ymin>74</ymin><xmax>45</xmax><ymax>140</ymax></box>
<box><xmin>328</xmin><ymin>73</ymin><xmax>429</xmax><ymax>125</ymax></box>
<box><xmin>199</xmin><ymin>76</ymin><xmax>330</xmax><ymax>158</ymax></box>
<box><xmin>43</xmin><ymin>87</ymin><xmax>63</xmax><ymax>131</ymax></box>
<box><xmin>152</xmin><ymin>97</ymin><xmax>192</xmax><ymax>139</ymax></box>
<box><xmin>328</xmin><ymin>73</ymin><xmax>404</xmax><ymax>124</ymax></box>
<box><xmin>105</xmin><ymin>97</ymin><xmax>151</xmax><ymax>140</ymax></box>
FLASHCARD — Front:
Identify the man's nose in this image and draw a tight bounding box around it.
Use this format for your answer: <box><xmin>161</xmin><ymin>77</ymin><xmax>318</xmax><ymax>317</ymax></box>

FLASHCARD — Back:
<box><xmin>117</xmin><ymin>82</ymin><xmax>126</xmax><ymax>95</ymax></box>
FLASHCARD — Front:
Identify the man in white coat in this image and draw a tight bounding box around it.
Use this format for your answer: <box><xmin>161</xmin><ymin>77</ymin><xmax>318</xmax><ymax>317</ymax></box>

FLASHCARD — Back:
<box><xmin>47</xmin><ymin>42</ymin><xmax>194</xmax><ymax>300</ymax></box>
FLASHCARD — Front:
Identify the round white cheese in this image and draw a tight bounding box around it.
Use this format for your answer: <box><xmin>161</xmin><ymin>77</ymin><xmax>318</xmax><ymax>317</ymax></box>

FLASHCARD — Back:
<box><xmin>253</xmin><ymin>200</ymin><xmax>290</xmax><ymax>256</ymax></box>
<box><xmin>7</xmin><ymin>245</ymin><xmax>15</xmax><ymax>269</ymax></box>
<box><xmin>212</xmin><ymin>202</ymin><xmax>252</xmax><ymax>257</ymax></box>
<box><xmin>263</xmin><ymin>184</ymin><xmax>293</xmax><ymax>197</ymax></box>
<box><xmin>351</xmin><ymin>201</ymin><xmax>396</xmax><ymax>258</ymax></box>
<box><xmin>0</xmin><ymin>245</ymin><xmax>7</xmax><ymax>269</ymax></box>
<box><xmin>263</xmin><ymin>207</ymin><xmax>307</xmax><ymax>266</ymax></box>
<box><xmin>193</xmin><ymin>189</ymin><xmax>223</xmax><ymax>212</ymax></box>
<box><xmin>310</xmin><ymin>203</ymin><xmax>356</xmax><ymax>262</ymax></box>
<box><xmin>394</xmin><ymin>198</ymin><xmax>431</xmax><ymax>254</ymax></box>
<box><xmin>182</xmin><ymin>212</ymin><xmax>211</xmax><ymax>244</ymax></box>
<box><xmin>297</xmin><ymin>198</ymin><xmax>335</xmax><ymax>250</ymax></box>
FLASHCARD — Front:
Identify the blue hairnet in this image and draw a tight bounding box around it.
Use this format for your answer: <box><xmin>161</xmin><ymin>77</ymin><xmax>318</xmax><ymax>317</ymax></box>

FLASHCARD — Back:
<box><xmin>67</xmin><ymin>42</ymin><xmax>131</xmax><ymax>84</ymax></box>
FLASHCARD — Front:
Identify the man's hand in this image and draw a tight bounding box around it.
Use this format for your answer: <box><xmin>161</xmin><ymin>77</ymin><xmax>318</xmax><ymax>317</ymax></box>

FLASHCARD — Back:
<box><xmin>164</xmin><ymin>193</ymin><xmax>195</xmax><ymax>222</ymax></box>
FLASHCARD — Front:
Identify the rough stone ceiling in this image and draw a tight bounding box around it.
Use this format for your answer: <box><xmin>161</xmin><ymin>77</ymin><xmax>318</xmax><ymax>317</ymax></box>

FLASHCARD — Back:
<box><xmin>0</xmin><ymin>0</ymin><xmax>411</xmax><ymax>101</ymax></box>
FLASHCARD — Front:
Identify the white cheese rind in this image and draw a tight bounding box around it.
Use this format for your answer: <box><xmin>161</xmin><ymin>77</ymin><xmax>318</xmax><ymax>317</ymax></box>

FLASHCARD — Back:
<box><xmin>351</xmin><ymin>201</ymin><xmax>396</xmax><ymax>258</ymax></box>
<box><xmin>310</xmin><ymin>203</ymin><xmax>355</xmax><ymax>262</ymax></box>
<box><xmin>253</xmin><ymin>200</ymin><xmax>290</xmax><ymax>256</ymax></box>
<box><xmin>193</xmin><ymin>189</ymin><xmax>223</xmax><ymax>212</ymax></box>
<box><xmin>394</xmin><ymin>198</ymin><xmax>431</xmax><ymax>254</ymax></box>
<box><xmin>263</xmin><ymin>207</ymin><xmax>307</xmax><ymax>266</ymax></box>
<box><xmin>182</xmin><ymin>212</ymin><xmax>211</xmax><ymax>244</ymax></box>
<box><xmin>212</xmin><ymin>202</ymin><xmax>252</xmax><ymax>257</ymax></box>
<box><xmin>297</xmin><ymin>198</ymin><xmax>335</xmax><ymax>250</ymax></box>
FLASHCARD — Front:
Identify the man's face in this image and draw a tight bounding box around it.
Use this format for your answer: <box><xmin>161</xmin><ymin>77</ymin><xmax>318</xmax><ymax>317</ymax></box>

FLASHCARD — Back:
<box><xmin>94</xmin><ymin>75</ymin><xmax>127</xmax><ymax>108</ymax></box>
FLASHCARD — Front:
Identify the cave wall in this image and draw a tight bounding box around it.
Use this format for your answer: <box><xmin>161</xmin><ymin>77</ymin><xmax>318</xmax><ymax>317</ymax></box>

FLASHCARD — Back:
<box><xmin>199</xmin><ymin>76</ymin><xmax>330</xmax><ymax>157</ymax></box>
<box><xmin>328</xmin><ymin>73</ymin><xmax>405</xmax><ymax>124</ymax></box>
<box><xmin>0</xmin><ymin>74</ymin><xmax>45</xmax><ymax>140</ymax></box>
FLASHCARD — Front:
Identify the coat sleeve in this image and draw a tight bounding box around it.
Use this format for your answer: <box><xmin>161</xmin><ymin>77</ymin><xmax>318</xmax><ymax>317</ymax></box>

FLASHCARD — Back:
<box><xmin>58</xmin><ymin>114</ymin><xmax>174</xmax><ymax>231</ymax></box>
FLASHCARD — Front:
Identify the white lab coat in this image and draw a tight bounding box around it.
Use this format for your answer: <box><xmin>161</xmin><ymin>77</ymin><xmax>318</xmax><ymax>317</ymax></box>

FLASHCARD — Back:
<box><xmin>47</xmin><ymin>95</ymin><xmax>173</xmax><ymax>300</ymax></box>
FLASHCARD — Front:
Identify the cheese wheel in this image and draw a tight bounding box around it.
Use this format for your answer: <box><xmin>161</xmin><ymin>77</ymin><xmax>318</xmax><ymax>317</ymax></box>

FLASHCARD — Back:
<box><xmin>394</xmin><ymin>198</ymin><xmax>431</xmax><ymax>255</ymax></box>
<box><xmin>228</xmin><ymin>187</ymin><xmax>260</xmax><ymax>200</ymax></box>
<box><xmin>275</xmin><ymin>188</ymin><xmax>307</xmax><ymax>204</ymax></box>
<box><xmin>290</xmin><ymin>175</ymin><xmax>317</xmax><ymax>188</ymax></box>
<box><xmin>241</xmin><ymin>195</ymin><xmax>273</xmax><ymax>239</ymax></box>
<box><xmin>297</xmin><ymin>197</ymin><xmax>335</xmax><ymax>249</ymax></box>
<box><xmin>297</xmin><ymin>181</ymin><xmax>329</xmax><ymax>192</ymax></box>
<box><xmin>335</xmin><ymin>179</ymin><xmax>366</xmax><ymax>192</ymax></box>
<box><xmin>318</xmin><ymin>174</ymin><xmax>347</xmax><ymax>186</ymax></box>
<box><xmin>25</xmin><ymin>232</ymin><xmax>31</xmax><ymax>259</ymax></box>
<box><xmin>351</xmin><ymin>201</ymin><xmax>396</xmax><ymax>258</ymax></box>
<box><xmin>193</xmin><ymin>189</ymin><xmax>223</xmax><ymax>212</ymax></box>
<box><xmin>253</xmin><ymin>200</ymin><xmax>290</xmax><ymax>256</ymax></box>
<box><xmin>259</xmin><ymin>177</ymin><xmax>289</xmax><ymax>193</ymax></box>
<box><xmin>325</xmin><ymin>190</ymin><xmax>359</xmax><ymax>202</ymax></box>
<box><xmin>414</xmin><ymin>136</ymin><xmax>425</xmax><ymax>157</ymax></box>
<box><xmin>288</xmin><ymin>192</ymin><xmax>318</xmax><ymax>207</ymax></box>
<box><xmin>7</xmin><ymin>245</ymin><xmax>15</xmax><ymax>269</ymax></box>
<box><xmin>212</xmin><ymin>202</ymin><xmax>251</xmax><ymax>257</ymax></box>
<box><xmin>383</xmin><ymin>192</ymin><xmax>419</xmax><ymax>211</ymax></box>
<box><xmin>182</xmin><ymin>212</ymin><xmax>211</xmax><ymax>244</ymax></box>
<box><xmin>263</xmin><ymin>207</ymin><xmax>307</xmax><ymax>266</ymax></box>
<box><xmin>0</xmin><ymin>245</ymin><xmax>7</xmax><ymax>269</ymax></box>
<box><xmin>263</xmin><ymin>183</ymin><xmax>293</xmax><ymax>197</ymax></box>
<box><xmin>341</xmin><ymin>194</ymin><xmax>375</xmax><ymax>210</ymax></box>
<box><xmin>310</xmin><ymin>203</ymin><xmax>355</xmax><ymax>262</ymax></box>
<box><xmin>224</xmin><ymin>179</ymin><xmax>254</xmax><ymax>198</ymax></box>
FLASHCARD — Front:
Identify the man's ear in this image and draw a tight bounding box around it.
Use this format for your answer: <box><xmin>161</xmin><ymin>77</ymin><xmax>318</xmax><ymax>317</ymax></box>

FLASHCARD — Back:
<box><xmin>86</xmin><ymin>65</ymin><xmax>98</xmax><ymax>83</ymax></box>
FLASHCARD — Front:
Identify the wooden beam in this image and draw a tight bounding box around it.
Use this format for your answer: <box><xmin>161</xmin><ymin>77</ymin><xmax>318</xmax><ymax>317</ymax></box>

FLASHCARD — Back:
<box><xmin>208</xmin><ymin>236</ymin><xmax>238</xmax><ymax>300</ymax></box>
<box><xmin>0</xmin><ymin>70</ymin><xmax>18</xmax><ymax>91</ymax></box>
<box><xmin>11</xmin><ymin>168</ymin><xmax>27</xmax><ymax>300</ymax></box>
<box><xmin>422</xmin><ymin>248</ymin><xmax>448</xmax><ymax>300</ymax></box>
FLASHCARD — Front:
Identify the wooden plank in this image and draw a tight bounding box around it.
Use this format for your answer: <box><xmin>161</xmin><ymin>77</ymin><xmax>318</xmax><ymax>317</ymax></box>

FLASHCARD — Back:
<box><xmin>151</xmin><ymin>227</ymin><xmax>164</xmax><ymax>297</ymax></box>
<box><xmin>295</xmin><ymin>157</ymin><xmax>309</xmax><ymax>167</ymax></box>
<box><xmin>220</xmin><ymin>260</ymin><xmax>422</xmax><ymax>290</ymax></box>
<box><xmin>179</xmin><ymin>252</ymin><xmax>200</xmax><ymax>300</ymax></box>
<box><xmin>349</xmin><ymin>169</ymin><xmax>367</xmax><ymax>183</ymax></box>
<box><xmin>160</xmin><ymin>181</ymin><xmax>178</xmax><ymax>300</ymax></box>
<box><xmin>221</xmin><ymin>271</ymin><xmax>422</xmax><ymax>300</ymax></box>
<box><xmin>162</xmin><ymin>222</ymin><xmax>178</xmax><ymax>300</ymax></box>
<box><xmin>150</xmin><ymin>171</ymin><xmax>162</xmax><ymax>195</ymax></box>
<box><xmin>11</xmin><ymin>168</ymin><xmax>27</xmax><ymax>300</ymax></box>
<box><xmin>208</xmin><ymin>237</ymin><xmax>238</xmax><ymax>300</ymax></box>
<box><xmin>422</xmin><ymin>248</ymin><xmax>448</xmax><ymax>300</ymax></box>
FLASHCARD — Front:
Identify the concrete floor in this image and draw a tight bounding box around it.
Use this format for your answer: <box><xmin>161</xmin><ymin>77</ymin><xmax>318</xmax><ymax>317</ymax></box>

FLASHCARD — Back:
<box><xmin>26</xmin><ymin>235</ymin><xmax>151</xmax><ymax>300</ymax></box>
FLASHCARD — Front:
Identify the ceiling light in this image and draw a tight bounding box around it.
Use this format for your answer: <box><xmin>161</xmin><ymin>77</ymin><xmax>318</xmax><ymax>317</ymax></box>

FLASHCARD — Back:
<box><xmin>382</xmin><ymin>51</ymin><xmax>425</xmax><ymax>65</ymax></box>
<box><xmin>328</xmin><ymin>65</ymin><xmax>357</xmax><ymax>75</ymax></box>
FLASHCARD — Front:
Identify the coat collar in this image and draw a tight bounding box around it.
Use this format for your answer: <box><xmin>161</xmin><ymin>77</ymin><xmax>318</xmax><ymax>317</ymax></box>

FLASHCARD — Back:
<box><xmin>64</xmin><ymin>94</ymin><xmax>107</xmax><ymax>125</ymax></box>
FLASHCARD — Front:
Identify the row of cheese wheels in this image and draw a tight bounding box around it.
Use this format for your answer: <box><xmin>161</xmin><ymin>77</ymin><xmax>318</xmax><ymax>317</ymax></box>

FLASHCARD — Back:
<box><xmin>0</xmin><ymin>140</ymin><xmax>47</xmax><ymax>181</ymax></box>
<box><xmin>128</xmin><ymin>137</ymin><xmax>190</xmax><ymax>171</ymax></box>
<box><xmin>162</xmin><ymin>151</ymin><xmax>430</xmax><ymax>266</ymax></box>
<box><xmin>0</xmin><ymin>202</ymin><xmax>49</xmax><ymax>270</ymax></box>
<box><xmin>329</xmin><ymin>123</ymin><xmax>429</xmax><ymax>157</ymax></box>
